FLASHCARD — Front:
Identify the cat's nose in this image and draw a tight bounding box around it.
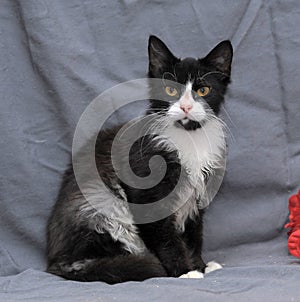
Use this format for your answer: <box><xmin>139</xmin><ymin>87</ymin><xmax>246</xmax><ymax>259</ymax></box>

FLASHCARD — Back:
<box><xmin>180</xmin><ymin>103</ymin><xmax>193</xmax><ymax>114</ymax></box>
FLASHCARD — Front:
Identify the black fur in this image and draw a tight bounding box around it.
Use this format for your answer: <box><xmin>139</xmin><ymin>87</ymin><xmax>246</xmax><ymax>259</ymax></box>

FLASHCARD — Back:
<box><xmin>47</xmin><ymin>36</ymin><xmax>233</xmax><ymax>284</ymax></box>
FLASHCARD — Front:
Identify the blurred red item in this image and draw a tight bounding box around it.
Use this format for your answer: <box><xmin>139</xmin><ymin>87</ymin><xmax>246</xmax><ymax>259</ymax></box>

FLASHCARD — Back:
<box><xmin>285</xmin><ymin>190</ymin><xmax>300</xmax><ymax>258</ymax></box>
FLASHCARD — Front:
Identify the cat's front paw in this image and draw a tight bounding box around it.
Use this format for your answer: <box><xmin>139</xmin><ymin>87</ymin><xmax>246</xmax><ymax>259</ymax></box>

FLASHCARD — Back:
<box><xmin>179</xmin><ymin>270</ymin><xmax>204</xmax><ymax>279</ymax></box>
<box><xmin>204</xmin><ymin>261</ymin><xmax>222</xmax><ymax>274</ymax></box>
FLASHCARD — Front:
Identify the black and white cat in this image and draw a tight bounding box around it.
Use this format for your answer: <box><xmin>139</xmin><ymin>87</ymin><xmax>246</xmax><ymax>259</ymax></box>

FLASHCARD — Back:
<box><xmin>47</xmin><ymin>36</ymin><xmax>233</xmax><ymax>283</ymax></box>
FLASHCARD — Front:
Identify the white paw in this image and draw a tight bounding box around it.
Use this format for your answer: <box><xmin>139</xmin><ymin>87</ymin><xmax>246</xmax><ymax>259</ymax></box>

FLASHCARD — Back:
<box><xmin>179</xmin><ymin>270</ymin><xmax>204</xmax><ymax>279</ymax></box>
<box><xmin>205</xmin><ymin>261</ymin><xmax>223</xmax><ymax>274</ymax></box>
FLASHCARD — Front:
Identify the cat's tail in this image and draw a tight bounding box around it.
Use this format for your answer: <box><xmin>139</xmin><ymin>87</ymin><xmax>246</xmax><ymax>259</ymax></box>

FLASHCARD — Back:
<box><xmin>47</xmin><ymin>254</ymin><xmax>167</xmax><ymax>284</ymax></box>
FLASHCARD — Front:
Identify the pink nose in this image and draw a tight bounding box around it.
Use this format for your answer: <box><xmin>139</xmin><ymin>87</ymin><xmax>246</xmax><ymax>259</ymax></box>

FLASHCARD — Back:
<box><xmin>180</xmin><ymin>104</ymin><xmax>193</xmax><ymax>114</ymax></box>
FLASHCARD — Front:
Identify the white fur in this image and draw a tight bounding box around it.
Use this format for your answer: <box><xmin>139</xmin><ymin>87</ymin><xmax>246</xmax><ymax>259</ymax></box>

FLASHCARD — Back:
<box><xmin>163</xmin><ymin>118</ymin><xmax>225</xmax><ymax>179</ymax></box>
<box><xmin>157</xmin><ymin>82</ymin><xmax>226</xmax><ymax>231</ymax></box>
<box><xmin>72</xmin><ymin>182</ymin><xmax>146</xmax><ymax>255</ymax></box>
<box><xmin>179</xmin><ymin>270</ymin><xmax>204</xmax><ymax>279</ymax></box>
<box><xmin>175</xmin><ymin>192</ymin><xmax>200</xmax><ymax>232</ymax></box>
<box><xmin>205</xmin><ymin>261</ymin><xmax>223</xmax><ymax>274</ymax></box>
<box><xmin>160</xmin><ymin>118</ymin><xmax>225</xmax><ymax>231</ymax></box>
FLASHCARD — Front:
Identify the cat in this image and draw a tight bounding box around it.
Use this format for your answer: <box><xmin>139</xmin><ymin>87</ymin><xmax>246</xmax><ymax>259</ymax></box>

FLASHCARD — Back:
<box><xmin>47</xmin><ymin>35</ymin><xmax>233</xmax><ymax>283</ymax></box>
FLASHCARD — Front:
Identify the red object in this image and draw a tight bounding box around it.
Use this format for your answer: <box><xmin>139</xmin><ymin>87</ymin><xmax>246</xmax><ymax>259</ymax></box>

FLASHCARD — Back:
<box><xmin>285</xmin><ymin>190</ymin><xmax>300</xmax><ymax>258</ymax></box>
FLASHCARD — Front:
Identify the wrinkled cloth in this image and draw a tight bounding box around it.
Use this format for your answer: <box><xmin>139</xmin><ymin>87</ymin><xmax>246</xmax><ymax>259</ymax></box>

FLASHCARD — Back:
<box><xmin>0</xmin><ymin>0</ymin><xmax>300</xmax><ymax>301</ymax></box>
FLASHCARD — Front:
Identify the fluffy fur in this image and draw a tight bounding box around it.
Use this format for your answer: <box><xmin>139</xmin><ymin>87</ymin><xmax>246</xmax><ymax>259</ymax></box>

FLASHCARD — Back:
<box><xmin>47</xmin><ymin>35</ymin><xmax>233</xmax><ymax>284</ymax></box>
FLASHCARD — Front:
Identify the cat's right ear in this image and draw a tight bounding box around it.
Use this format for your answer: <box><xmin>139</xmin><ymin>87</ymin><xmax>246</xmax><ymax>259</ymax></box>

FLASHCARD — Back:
<box><xmin>148</xmin><ymin>35</ymin><xmax>178</xmax><ymax>78</ymax></box>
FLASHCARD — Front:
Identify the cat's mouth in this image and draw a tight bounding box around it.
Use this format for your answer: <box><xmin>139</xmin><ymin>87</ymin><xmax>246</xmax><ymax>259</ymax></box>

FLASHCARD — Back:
<box><xmin>175</xmin><ymin>117</ymin><xmax>202</xmax><ymax>131</ymax></box>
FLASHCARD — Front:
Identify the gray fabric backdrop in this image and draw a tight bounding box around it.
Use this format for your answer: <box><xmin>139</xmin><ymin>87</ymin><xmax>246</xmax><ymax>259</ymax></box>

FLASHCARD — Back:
<box><xmin>0</xmin><ymin>0</ymin><xmax>300</xmax><ymax>301</ymax></box>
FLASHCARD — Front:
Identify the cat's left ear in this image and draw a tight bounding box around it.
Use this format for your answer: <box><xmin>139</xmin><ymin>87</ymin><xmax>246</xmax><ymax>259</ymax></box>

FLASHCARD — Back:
<box><xmin>204</xmin><ymin>40</ymin><xmax>233</xmax><ymax>75</ymax></box>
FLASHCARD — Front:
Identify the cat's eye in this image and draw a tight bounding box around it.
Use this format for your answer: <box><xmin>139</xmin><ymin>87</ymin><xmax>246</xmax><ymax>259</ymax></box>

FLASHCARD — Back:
<box><xmin>165</xmin><ymin>86</ymin><xmax>178</xmax><ymax>97</ymax></box>
<box><xmin>197</xmin><ymin>86</ymin><xmax>211</xmax><ymax>97</ymax></box>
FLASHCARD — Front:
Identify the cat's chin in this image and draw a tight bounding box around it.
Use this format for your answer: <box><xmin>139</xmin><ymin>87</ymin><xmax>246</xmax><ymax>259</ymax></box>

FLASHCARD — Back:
<box><xmin>175</xmin><ymin>118</ymin><xmax>202</xmax><ymax>131</ymax></box>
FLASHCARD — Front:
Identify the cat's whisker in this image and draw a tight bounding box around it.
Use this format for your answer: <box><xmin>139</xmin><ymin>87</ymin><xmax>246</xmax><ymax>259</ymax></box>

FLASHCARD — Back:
<box><xmin>138</xmin><ymin>115</ymin><xmax>168</xmax><ymax>154</ymax></box>
<box><xmin>143</xmin><ymin>116</ymin><xmax>169</xmax><ymax>139</ymax></box>
<box><xmin>139</xmin><ymin>116</ymin><xmax>171</xmax><ymax>153</ymax></box>
<box><xmin>200</xmin><ymin>123</ymin><xmax>214</xmax><ymax>155</ymax></box>
<box><xmin>207</xmin><ymin>113</ymin><xmax>235</xmax><ymax>142</ymax></box>
<box><xmin>147</xmin><ymin>108</ymin><xmax>169</xmax><ymax>114</ymax></box>
<box><xmin>198</xmin><ymin>71</ymin><xmax>229</xmax><ymax>81</ymax></box>
<box><xmin>220</xmin><ymin>106</ymin><xmax>237</xmax><ymax>141</ymax></box>
<box><xmin>118</xmin><ymin>112</ymin><xmax>160</xmax><ymax>140</ymax></box>
<box><xmin>139</xmin><ymin>114</ymin><xmax>164</xmax><ymax>136</ymax></box>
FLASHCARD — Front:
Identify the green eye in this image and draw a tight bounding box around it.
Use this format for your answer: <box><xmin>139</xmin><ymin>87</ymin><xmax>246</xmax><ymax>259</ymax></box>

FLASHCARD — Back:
<box><xmin>197</xmin><ymin>86</ymin><xmax>211</xmax><ymax>97</ymax></box>
<box><xmin>165</xmin><ymin>86</ymin><xmax>178</xmax><ymax>97</ymax></box>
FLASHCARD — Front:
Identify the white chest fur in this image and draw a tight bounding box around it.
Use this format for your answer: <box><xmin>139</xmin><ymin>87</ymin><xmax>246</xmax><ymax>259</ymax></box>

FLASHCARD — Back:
<box><xmin>159</xmin><ymin>119</ymin><xmax>225</xmax><ymax>231</ymax></box>
<box><xmin>163</xmin><ymin>118</ymin><xmax>225</xmax><ymax>181</ymax></box>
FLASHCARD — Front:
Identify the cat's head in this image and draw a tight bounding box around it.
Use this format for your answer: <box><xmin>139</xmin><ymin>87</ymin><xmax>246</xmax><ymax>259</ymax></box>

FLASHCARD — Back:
<box><xmin>147</xmin><ymin>35</ymin><xmax>233</xmax><ymax>131</ymax></box>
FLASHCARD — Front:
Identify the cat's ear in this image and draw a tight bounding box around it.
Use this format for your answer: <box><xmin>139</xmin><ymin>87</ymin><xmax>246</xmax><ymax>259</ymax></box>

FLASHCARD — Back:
<box><xmin>148</xmin><ymin>35</ymin><xmax>178</xmax><ymax>77</ymax></box>
<box><xmin>204</xmin><ymin>40</ymin><xmax>233</xmax><ymax>75</ymax></box>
